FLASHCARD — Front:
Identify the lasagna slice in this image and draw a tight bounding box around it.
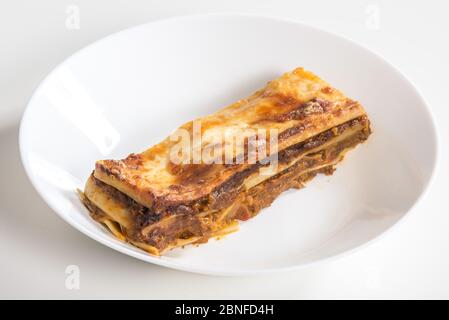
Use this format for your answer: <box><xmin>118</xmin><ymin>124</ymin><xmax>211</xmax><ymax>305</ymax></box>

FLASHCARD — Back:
<box><xmin>80</xmin><ymin>67</ymin><xmax>371</xmax><ymax>255</ymax></box>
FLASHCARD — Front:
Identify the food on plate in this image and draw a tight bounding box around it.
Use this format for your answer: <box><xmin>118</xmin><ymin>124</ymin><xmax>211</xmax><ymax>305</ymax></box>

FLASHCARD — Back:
<box><xmin>80</xmin><ymin>67</ymin><xmax>371</xmax><ymax>255</ymax></box>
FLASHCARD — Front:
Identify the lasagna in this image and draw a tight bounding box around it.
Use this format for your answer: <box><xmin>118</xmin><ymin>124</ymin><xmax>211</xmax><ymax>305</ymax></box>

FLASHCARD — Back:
<box><xmin>80</xmin><ymin>67</ymin><xmax>372</xmax><ymax>255</ymax></box>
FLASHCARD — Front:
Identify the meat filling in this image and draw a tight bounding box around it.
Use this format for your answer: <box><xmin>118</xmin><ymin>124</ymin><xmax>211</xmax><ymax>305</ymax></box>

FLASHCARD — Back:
<box><xmin>81</xmin><ymin>116</ymin><xmax>370</xmax><ymax>253</ymax></box>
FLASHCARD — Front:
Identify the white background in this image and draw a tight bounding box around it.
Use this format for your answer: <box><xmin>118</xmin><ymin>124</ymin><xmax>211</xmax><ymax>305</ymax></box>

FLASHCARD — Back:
<box><xmin>1</xmin><ymin>0</ymin><xmax>448</xmax><ymax>299</ymax></box>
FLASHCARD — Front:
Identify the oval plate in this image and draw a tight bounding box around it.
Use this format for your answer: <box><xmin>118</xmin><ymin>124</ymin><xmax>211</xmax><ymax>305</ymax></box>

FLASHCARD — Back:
<box><xmin>19</xmin><ymin>13</ymin><xmax>438</xmax><ymax>276</ymax></box>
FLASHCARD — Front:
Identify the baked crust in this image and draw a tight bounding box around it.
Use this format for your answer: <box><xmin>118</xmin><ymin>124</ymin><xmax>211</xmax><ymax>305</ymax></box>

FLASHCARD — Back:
<box><xmin>94</xmin><ymin>67</ymin><xmax>367</xmax><ymax>211</ymax></box>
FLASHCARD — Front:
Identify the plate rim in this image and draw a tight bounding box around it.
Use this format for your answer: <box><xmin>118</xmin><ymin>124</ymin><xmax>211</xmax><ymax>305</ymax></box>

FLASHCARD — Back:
<box><xmin>18</xmin><ymin>12</ymin><xmax>440</xmax><ymax>276</ymax></box>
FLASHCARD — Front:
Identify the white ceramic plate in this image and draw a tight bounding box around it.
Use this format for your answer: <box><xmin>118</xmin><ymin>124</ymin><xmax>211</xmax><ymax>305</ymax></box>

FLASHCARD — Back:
<box><xmin>19</xmin><ymin>13</ymin><xmax>438</xmax><ymax>276</ymax></box>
